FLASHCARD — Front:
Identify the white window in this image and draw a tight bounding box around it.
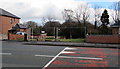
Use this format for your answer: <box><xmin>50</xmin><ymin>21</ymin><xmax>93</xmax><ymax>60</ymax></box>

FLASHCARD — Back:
<box><xmin>10</xmin><ymin>18</ymin><xmax>12</xmax><ymax>24</ymax></box>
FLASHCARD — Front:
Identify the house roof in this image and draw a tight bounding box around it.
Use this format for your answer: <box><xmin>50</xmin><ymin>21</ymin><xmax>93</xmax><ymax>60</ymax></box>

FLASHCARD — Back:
<box><xmin>0</xmin><ymin>8</ymin><xmax>20</xmax><ymax>19</ymax></box>
<box><xmin>9</xmin><ymin>23</ymin><xmax>27</xmax><ymax>31</ymax></box>
<box><xmin>111</xmin><ymin>21</ymin><xmax>120</xmax><ymax>28</ymax></box>
<box><xmin>17</xmin><ymin>23</ymin><xmax>27</xmax><ymax>29</ymax></box>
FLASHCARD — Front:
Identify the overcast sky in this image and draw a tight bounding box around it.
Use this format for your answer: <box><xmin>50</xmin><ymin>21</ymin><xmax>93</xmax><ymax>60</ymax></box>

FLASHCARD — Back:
<box><xmin>0</xmin><ymin>0</ymin><xmax>119</xmax><ymax>25</ymax></box>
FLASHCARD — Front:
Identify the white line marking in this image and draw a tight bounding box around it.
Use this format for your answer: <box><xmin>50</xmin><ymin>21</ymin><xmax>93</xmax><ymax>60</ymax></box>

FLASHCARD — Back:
<box><xmin>0</xmin><ymin>53</ymin><xmax>12</xmax><ymax>55</ymax></box>
<box><xmin>58</xmin><ymin>56</ymin><xmax>103</xmax><ymax>60</ymax></box>
<box><xmin>35</xmin><ymin>55</ymin><xmax>54</xmax><ymax>58</ymax></box>
<box><xmin>35</xmin><ymin>55</ymin><xmax>103</xmax><ymax>60</ymax></box>
<box><xmin>62</xmin><ymin>51</ymin><xmax>75</xmax><ymax>54</ymax></box>
<box><xmin>42</xmin><ymin>47</ymin><xmax>68</xmax><ymax>69</ymax></box>
<box><xmin>65</xmin><ymin>47</ymin><xmax>77</xmax><ymax>50</ymax></box>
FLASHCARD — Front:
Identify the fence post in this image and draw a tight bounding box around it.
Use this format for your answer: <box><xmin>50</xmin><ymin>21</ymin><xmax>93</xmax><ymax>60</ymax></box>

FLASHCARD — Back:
<box><xmin>56</xmin><ymin>27</ymin><xmax>58</xmax><ymax>41</ymax></box>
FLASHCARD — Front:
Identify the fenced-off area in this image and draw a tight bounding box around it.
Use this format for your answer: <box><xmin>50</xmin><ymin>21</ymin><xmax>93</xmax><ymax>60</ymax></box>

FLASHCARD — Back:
<box><xmin>28</xmin><ymin>27</ymin><xmax>86</xmax><ymax>42</ymax></box>
<box><xmin>43</xmin><ymin>27</ymin><xmax>86</xmax><ymax>39</ymax></box>
<box><xmin>29</xmin><ymin>26</ymin><xmax>113</xmax><ymax>42</ymax></box>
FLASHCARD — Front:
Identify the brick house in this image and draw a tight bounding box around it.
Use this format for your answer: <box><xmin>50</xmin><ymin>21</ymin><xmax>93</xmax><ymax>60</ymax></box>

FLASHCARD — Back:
<box><xmin>8</xmin><ymin>23</ymin><xmax>27</xmax><ymax>34</ymax></box>
<box><xmin>86</xmin><ymin>21</ymin><xmax>120</xmax><ymax>44</ymax></box>
<box><xmin>0</xmin><ymin>8</ymin><xmax>20</xmax><ymax>35</ymax></box>
<box><xmin>8</xmin><ymin>23</ymin><xmax>30</xmax><ymax>40</ymax></box>
<box><xmin>111</xmin><ymin>21</ymin><xmax>120</xmax><ymax>35</ymax></box>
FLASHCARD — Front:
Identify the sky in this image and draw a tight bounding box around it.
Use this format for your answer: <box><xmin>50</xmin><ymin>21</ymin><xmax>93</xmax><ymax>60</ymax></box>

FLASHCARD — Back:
<box><xmin>0</xmin><ymin>0</ymin><xmax>119</xmax><ymax>25</ymax></box>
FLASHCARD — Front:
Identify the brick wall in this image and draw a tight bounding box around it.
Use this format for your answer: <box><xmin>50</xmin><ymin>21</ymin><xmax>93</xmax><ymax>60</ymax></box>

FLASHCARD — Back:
<box><xmin>112</xmin><ymin>28</ymin><xmax>119</xmax><ymax>35</ymax></box>
<box><xmin>0</xmin><ymin>16</ymin><xmax>2</xmax><ymax>34</ymax></box>
<box><xmin>86</xmin><ymin>35</ymin><xmax>120</xmax><ymax>44</ymax></box>
<box><xmin>8</xmin><ymin>33</ymin><xmax>24</xmax><ymax>40</ymax></box>
<box><xmin>0</xmin><ymin>16</ymin><xmax>19</xmax><ymax>34</ymax></box>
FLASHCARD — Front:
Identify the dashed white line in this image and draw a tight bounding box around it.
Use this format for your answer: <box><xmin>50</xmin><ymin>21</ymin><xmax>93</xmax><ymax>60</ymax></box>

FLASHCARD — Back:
<box><xmin>35</xmin><ymin>54</ymin><xmax>54</xmax><ymax>58</ymax></box>
<box><xmin>0</xmin><ymin>53</ymin><xmax>12</xmax><ymax>55</ymax></box>
<box><xmin>42</xmin><ymin>47</ymin><xmax>68</xmax><ymax>69</ymax></box>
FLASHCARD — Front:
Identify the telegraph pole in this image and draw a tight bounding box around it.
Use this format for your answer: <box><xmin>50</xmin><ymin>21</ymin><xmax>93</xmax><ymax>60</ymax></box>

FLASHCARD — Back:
<box><xmin>56</xmin><ymin>27</ymin><xmax>58</xmax><ymax>41</ymax></box>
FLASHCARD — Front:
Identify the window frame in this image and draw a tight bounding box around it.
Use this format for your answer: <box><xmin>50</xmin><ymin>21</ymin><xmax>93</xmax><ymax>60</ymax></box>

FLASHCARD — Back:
<box><xmin>10</xmin><ymin>18</ymin><xmax>12</xmax><ymax>24</ymax></box>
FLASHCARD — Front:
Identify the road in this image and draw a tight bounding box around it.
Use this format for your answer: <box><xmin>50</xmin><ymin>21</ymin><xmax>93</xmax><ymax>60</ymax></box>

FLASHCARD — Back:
<box><xmin>1</xmin><ymin>41</ymin><xmax>119</xmax><ymax>69</ymax></box>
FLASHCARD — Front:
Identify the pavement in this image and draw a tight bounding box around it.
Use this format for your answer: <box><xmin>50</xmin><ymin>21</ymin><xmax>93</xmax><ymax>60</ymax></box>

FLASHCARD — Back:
<box><xmin>0</xmin><ymin>34</ymin><xmax>8</xmax><ymax>40</ymax></box>
<box><xmin>24</xmin><ymin>41</ymin><xmax>120</xmax><ymax>49</ymax></box>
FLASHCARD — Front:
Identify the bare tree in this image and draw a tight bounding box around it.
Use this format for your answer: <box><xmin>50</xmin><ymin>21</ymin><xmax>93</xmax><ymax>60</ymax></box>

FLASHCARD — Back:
<box><xmin>76</xmin><ymin>3</ymin><xmax>90</xmax><ymax>35</ymax></box>
<box><xmin>47</xmin><ymin>16</ymin><xmax>54</xmax><ymax>22</ymax></box>
<box><xmin>41</xmin><ymin>17</ymin><xmax>47</xmax><ymax>26</ymax></box>
<box><xmin>74</xmin><ymin>7</ymin><xmax>82</xmax><ymax>24</ymax></box>
<box><xmin>24</xmin><ymin>21</ymin><xmax>38</xmax><ymax>28</ymax></box>
<box><xmin>62</xmin><ymin>9</ymin><xmax>74</xmax><ymax>22</ymax></box>
<box><xmin>41</xmin><ymin>15</ymin><xmax>55</xmax><ymax>27</ymax></box>
<box><xmin>93</xmin><ymin>4</ymin><xmax>102</xmax><ymax>29</ymax></box>
<box><xmin>111</xmin><ymin>1</ymin><xmax>120</xmax><ymax>23</ymax></box>
<box><xmin>82</xmin><ymin>4</ymin><xmax>90</xmax><ymax>27</ymax></box>
<box><xmin>74</xmin><ymin>3</ymin><xmax>90</xmax><ymax>27</ymax></box>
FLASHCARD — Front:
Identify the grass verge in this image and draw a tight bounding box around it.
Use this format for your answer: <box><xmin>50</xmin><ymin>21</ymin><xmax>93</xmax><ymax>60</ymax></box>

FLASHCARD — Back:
<box><xmin>58</xmin><ymin>39</ymin><xmax>84</xmax><ymax>42</ymax></box>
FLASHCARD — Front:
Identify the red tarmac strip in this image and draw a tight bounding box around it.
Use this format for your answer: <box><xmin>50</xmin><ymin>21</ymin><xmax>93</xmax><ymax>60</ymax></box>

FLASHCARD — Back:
<box><xmin>45</xmin><ymin>47</ymin><xmax>119</xmax><ymax>68</ymax></box>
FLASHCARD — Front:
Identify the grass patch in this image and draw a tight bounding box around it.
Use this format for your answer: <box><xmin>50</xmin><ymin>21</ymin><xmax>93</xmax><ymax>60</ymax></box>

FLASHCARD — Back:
<box><xmin>17</xmin><ymin>38</ymin><xmax>24</xmax><ymax>41</ymax></box>
<box><xmin>28</xmin><ymin>38</ymin><xmax>85</xmax><ymax>42</ymax></box>
<box><xmin>45</xmin><ymin>37</ymin><xmax>55</xmax><ymax>41</ymax></box>
<box><xmin>29</xmin><ymin>39</ymin><xmax>37</xmax><ymax>41</ymax></box>
<box><xmin>59</xmin><ymin>39</ymin><xmax>84</xmax><ymax>42</ymax></box>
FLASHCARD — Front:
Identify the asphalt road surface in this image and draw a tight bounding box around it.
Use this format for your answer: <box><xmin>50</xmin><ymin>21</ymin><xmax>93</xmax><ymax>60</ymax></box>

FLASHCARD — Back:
<box><xmin>1</xmin><ymin>41</ymin><xmax>119</xmax><ymax>69</ymax></box>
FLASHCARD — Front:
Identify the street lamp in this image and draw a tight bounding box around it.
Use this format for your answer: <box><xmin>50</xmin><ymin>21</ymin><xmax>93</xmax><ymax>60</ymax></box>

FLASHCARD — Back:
<box><xmin>70</xmin><ymin>28</ymin><xmax>72</xmax><ymax>39</ymax></box>
<box><xmin>54</xmin><ymin>27</ymin><xmax>60</xmax><ymax>41</ymax></box>
<box><xmin>32</xmin><ymin>28</ymin><xmax>33</xmax><ymax>40</ymax></box>
<box><xmin>56</xmin><ymin>27</ymin><xmax>60</xmax><ymax>40</ymax></box>
<box><xmin>54</xmin><ymin>27</ymin><xmax>58</xmax><ymax>41</ymax></box>
<box><xmin>31</xmin><ymin>27</ymin><xmax>34</xmax><ymax>41</ymax></box>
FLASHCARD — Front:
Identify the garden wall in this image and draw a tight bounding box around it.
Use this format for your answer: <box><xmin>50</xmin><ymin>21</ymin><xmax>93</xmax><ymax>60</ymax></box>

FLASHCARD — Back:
<box><xmin>8</xmin><ymin>33</ymin><xmax>24</xmax><ymax>40</ymax></box>
<box><xmin>86</xmin><ymin>35</ymin><xmax>120</xmax><ymax>44</ymax></box>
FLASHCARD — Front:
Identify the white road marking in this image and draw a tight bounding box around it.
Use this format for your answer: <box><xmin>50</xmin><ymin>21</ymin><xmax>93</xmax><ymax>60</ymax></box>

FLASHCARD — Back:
<box><xmin>42</xmin><ymin>47</ymin><xmax>68</xmax><ymax>69</ymax></box>
<box><xmin>61</xmin><ymin>51</ymin><xmax>75</xmax><ymax>54</ymax></box>
<box><xmin>40</xmin><ymin>47</ymin><xmax>103</xmax><ymax>69</ymax></box>
<box><xmin>35</xmin><ymin>55</ymin><xmax>54</xmax><ymax>58</ymax></box>
<box><xmin>58</xmin><ymin>56</ymin><xmax>103</xmax><ymax>60</ymax></box>
<box><xmin>65</xmin><ymin>47</ymin><xmax>77</xmax><ymax>50</ymax></box>
<box><xmin>35</xmin><ymin>54</ymin><xmax>103</xmax><ymax>60</ymax></box>
<box><xmin>0</xmin><ymin>53</ymin><xmax>12</xmax><ymax>55</ymax></box>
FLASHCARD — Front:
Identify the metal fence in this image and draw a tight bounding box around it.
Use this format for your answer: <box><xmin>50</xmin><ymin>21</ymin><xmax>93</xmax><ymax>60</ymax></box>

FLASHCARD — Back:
<box><xmin>42</xmin><ymin>27</ymin><xmax>86</xmax><ymax>39</ymax></box>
